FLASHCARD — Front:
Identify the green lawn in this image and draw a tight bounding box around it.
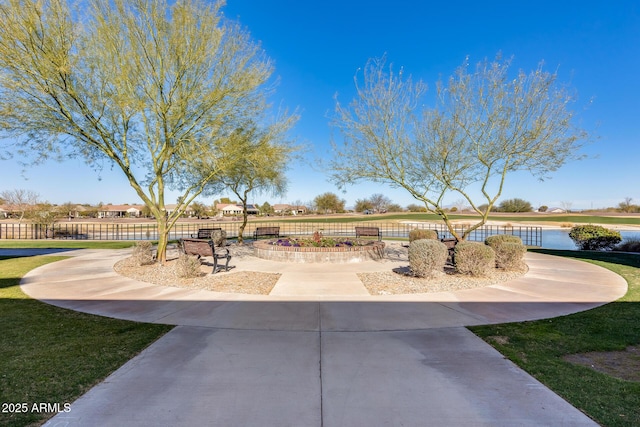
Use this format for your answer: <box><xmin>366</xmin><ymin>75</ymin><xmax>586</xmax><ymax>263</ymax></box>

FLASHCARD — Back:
<box><xmin>0</xmin><ymin>255</ymin><xmax>172</xmax><ymax>427</ymax></box>
<box><xmin>274</xmin><ymin>212</ymin><xmax>640</xmax><ymax>226</ymax></box>
<box><xmin>0</xmin><ymin>240</ymin><xmax>135</xmax><ymax>249</ymax></box>
<box><xmin>470</xmin><ymin>249</ymin><xmax>640</xmax><ymax>427</ymax></box>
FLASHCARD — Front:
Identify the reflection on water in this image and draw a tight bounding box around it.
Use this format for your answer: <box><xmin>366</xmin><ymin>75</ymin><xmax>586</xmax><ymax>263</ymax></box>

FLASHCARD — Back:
<box><xmin>542</xmin><ymin>229</ymin><xmax>640</xmax><ymax>250</ymax></box>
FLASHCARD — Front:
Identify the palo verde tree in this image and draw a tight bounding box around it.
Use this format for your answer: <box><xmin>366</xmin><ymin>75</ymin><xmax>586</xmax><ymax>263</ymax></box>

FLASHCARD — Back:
<box><xmin>331</xmin><ymin>55</ymin><xmax>588</xmax><ymax>241</ymax></box>
<box><xmin>497</xmin><ymin>198</ymin><xmax>533</xmax><ymax>213</ymax></box>
<box><xmin>0</xmin><ymin>0</ymin><xmax>289</xmax><ymax>262</ymax></box>
<box><xmin>314</xmin><ymin>192</ymin><xmax>345</xmax><ymax>214</ymax></box>
<box><xmin>213</xmin><ymin>120</ymin><xmax>297</xmax><ymax>243</ymax></box>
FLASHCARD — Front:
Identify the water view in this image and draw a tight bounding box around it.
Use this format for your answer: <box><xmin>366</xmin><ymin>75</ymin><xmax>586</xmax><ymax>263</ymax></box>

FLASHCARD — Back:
<box><xmin>541</xmin><ymin>229</ymin><xmax>640</xmax><ymax>250</ymax></box>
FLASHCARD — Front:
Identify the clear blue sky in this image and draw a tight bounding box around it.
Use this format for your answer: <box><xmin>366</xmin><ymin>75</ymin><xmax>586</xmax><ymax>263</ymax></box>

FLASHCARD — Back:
<box><xmin>3</xmin><ymin>0</ymin><xmax>639</xmax><ymax>210</ymax></box>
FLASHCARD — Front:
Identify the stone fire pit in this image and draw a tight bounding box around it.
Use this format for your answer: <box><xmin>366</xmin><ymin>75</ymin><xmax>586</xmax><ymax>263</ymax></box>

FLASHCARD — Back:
<box><xmin>253</xmin><ymin>238</ymin><xmax>385</xmax><ymax>263</ymax></box>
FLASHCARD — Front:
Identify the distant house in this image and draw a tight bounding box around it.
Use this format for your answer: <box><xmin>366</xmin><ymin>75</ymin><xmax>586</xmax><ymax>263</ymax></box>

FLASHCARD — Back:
<box><xmin>68</xmin><ymin>205</ymin><xmax>88</xmax><ymax>218</ymax></box>
<box><xmin>0</xmin><ymin>205</ymin><xmax>7</xmax><ymax>218</ymax></box>
<box><xmin>215</xmin><ymin>203</ymin><xmax>261</xmax><ymax>216</ymax></box>
<box><xmin>546</xmin><ymin>207</ymin><xmax>566</xmax><ymax>214</ymax></box>
<box><xmin>98</xmin><ymin>204</ymin><xmax>144</xmax><ymax>218</ymax></box>
<box><xmin>216</xmin><ymin>203</ymin><xmax>243</xmax><ymax>215</ymax></box>
<box><xmin>245</xmin><ymin>204</ymin><xmax>260</xmax><ymax>215</ymax></box>
<box><xmin>273</xmin><ymin>204</ymin><xmax>307</xmax><ymax>215</ymax></box>
<box><xmin>164</xmin><ymin>204</ymin><xmax>195</xmax><ymax>217</ymax></box>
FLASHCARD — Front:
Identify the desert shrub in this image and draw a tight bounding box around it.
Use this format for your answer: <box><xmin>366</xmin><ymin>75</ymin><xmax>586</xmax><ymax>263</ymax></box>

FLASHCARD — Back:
<box><xmin>569</xmin><ymin>225</ymin><xmax>622</xmax><ymax>251</ymax></box>
<box><xmin>408</xmin><ymin>239</ymin><xmax>448</xmax><ymax>278</ymax></box>
<box><xmin>485</xmin><ymin>234</ymin><xmax>523</xmax><ymax>246</ymax></box>
<box><xmin>454</xmin><ymin>242</ymin><xmax>495</xmax><ymax>277</ymax></box>
<box><xmin>211</xmin><ymin>229</ymin><xmax>227</xmax><ymax>247</ymax></box>
<box><xmin>176</xmin><ymin>254</ymin><xmax>203</xmax><ymax>278</ymax></box>
<box><xmin>409</xmin><ymin>228</ymin><xmax>438</xmax><ymax>242</ymax></box>
<box><xmin>494</xmin><ymin>242</ymin><xmax>526</xmax><ymax>270</ymax></box>
<box><xmin>485</xmin><ymin>235</ymin><xmax>526</xmax><ymax>270</ymax></box>
<box><xmin>614</xmin><ymin>237</ymin><xmax>640</xmax><ymax>253</ymax></box>
<box><xmin>131</xmin><ymin>241</ymin><xmax>155</xmax><ymax>266</ymax></box>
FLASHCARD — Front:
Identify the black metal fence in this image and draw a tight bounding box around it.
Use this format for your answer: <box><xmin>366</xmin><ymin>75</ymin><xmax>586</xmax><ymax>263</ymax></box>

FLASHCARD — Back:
<box><xmin>0</xmin><ymin>221</ymin><xmax>542</xmax><ymax>246</ymax></box>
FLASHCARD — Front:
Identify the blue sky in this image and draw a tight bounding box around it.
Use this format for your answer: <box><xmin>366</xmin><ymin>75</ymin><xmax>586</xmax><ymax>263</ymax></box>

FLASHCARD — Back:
<box><xmin>3</xmin><ymin>0</ymin><xmax>639</xmax><ymax>210</ymax></box>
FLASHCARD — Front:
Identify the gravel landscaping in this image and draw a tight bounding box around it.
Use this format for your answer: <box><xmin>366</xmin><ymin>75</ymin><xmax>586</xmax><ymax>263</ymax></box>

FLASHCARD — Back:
<box><xmin>114</xmin><ymin>241</ymin><xmax>527</xmax><ymax>295</ymax></box>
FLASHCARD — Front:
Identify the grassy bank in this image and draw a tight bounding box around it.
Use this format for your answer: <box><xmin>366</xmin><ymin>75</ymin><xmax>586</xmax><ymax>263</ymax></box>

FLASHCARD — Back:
<box><xmin>0</xmin><ymin>254</ymin><xmax>172</xmax><ymax>426</ymax></box>
<box><xmin>0</xmin><ymin>240</ymin><xmax>135</xmax><ymax>249</ymax></box>
<box><xmin>470</xmin><ymin>249</ymin><xmax>640</xmax><ymax>427</ymax></box>
<box><xmin>266</xmin><ymin>212</ymin><xmax>640</xmax><ymax>226</ymax></box>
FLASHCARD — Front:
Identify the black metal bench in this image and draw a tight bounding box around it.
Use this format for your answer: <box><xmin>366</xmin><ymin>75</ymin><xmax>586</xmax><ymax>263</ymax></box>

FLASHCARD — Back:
<box><xmin>179</xmin><ymin>238</ymin><xmax>231</xmax><ymax>273</ymax></box>
<box><xmin>190</xmin><ymin>227</ymin><xmax>222</xmax><ymax>239</ymax></box>
<box><xmin>253</xmin><ymin>226</ymin><xmax>280</xmax><ymax>239</ymax></box>
<box><xmin>355</xmin><ymin>226</ymin><xmax>382</xmax><ymax>241</ymax></box>
<box><xmin>430</xmin><ymin>230</ymin><xmax>458</xmax><ymax>262</ymax></box>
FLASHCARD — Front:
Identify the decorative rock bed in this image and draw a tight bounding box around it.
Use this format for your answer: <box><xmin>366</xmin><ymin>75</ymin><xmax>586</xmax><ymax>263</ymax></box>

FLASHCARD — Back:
<box><xmin>253</xmin><ymin>239</ymin><xmax>386</xmax><ymax>263</ymax></box>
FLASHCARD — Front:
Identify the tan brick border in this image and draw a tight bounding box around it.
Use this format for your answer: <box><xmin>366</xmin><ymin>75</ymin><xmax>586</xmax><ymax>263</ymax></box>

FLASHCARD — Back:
<box><xmin>253</xmin><ymin>239</ymin><xmax>385</xmax><ymax>263</ymax></box>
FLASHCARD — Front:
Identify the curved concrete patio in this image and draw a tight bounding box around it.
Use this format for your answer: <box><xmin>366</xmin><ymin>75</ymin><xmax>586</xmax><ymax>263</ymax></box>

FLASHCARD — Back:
<box><xmin>20</xmin><ymin>249</ymin><xmax>627</xmax><ymax>331</ymax></box>
<box><xmin>13</xmin><ymin>248</ymin><xmax>628</xmax><ymax>426</ymax></box>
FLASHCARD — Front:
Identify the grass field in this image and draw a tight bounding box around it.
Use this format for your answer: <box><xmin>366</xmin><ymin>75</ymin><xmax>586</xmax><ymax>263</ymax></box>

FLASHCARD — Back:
<box><xmin>264</xmin><ymin>212</ymin><xmax>640</xmax><ymax>226</ymax></box>
<box><xmin>0</xmin><ymin>240</ymin><xmax>135</xmax><ymax>249</ymax></box>
<box><xmin>470</xmin><ymin>249</ymin><xmax>640</xmax><ymax>427</ymax></box>
<box><xmin>0</xmin><ymin>253</ymin><xmax>172</xmax><ymax>427</ymax></box>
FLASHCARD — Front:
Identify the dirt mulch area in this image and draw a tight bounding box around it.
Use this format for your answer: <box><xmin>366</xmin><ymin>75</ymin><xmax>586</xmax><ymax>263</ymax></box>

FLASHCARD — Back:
<box><xmin>359</xmin><ymin>265</ymin><xmax>527</xmax><ymax>295</ymax></box>
<box><xmin>114</xmin><ymin>258</ymin><xmax>280</xmax><ymax>295</ymax></box>
<box><xmin>563</xmin><ymin>346</ymin><xmax>640</xmax><ymax>382</ymax></box>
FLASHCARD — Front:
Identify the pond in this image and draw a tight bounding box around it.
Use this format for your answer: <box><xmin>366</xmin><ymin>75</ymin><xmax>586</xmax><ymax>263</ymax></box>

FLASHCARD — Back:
<box><xmin>541</xmin><ymin>229</ymin><xmax>640</xmax><ymax>250</ymax></box>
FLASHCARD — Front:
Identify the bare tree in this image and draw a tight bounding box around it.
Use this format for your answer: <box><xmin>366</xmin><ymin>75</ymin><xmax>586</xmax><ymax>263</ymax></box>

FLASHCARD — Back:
<box><xmin>331</xmin><ymin>55</ymin><xmax>588</xmax><ymax>240</ymax></box>
<box><xmin>368</xmin><ymin>193</ymin><xmax>392</xmax><ymax>213</ymax></box>
<box><xmin>560</xmin><ymin>201</ymin><xmax>573</xmax><ymax>213</ymax></box>
<box><xmin>0</xmin><ymin>189</ymin><xmax>40</xmax><ymax>221</ymax></box>
<box><xmin>0</xmin><ymin>0</ymin><xmax>290</xmax><ymax>261</ymax></box>
<box><xmin>619</xmin><ymin>197</ymin><xmax>634</xmax><ymax>213</ymax></box>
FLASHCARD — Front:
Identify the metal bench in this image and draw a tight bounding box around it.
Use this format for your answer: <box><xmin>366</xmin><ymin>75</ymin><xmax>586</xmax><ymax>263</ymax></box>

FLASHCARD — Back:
<box><xmin>253</xmin><ymin>226</ymin><xmax>280</xmax><ymax>240</ymax></box>
<box><xmin>179</xmin><ymin>238</ymin><xmax>231</xmax><ymax>273</ymax></box>
<box><xmin>355</xmin><ymin>226</ymin><xmax>382</xmax><ymax>241</ymax></box>
<box><xmin>431</xmin><ymin>230</ymin><xmax>458</xmax><ymax>262</ymax></box>
<box><xmin>190</xmin><ymin>227</ymin><xmax>222</xmax><ymax>239</ymax></box>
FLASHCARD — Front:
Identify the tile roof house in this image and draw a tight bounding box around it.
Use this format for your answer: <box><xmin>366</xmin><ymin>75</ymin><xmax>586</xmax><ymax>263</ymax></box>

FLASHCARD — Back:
<box><xmin>97</xmin><ymin>205</ymin><xmax>144</xmax><ymax>218</ymax></box>
<box><xmin>273</xmin><ymin>204</ymin><xmax>307</xmax><ymax>215</ymax></box>
<box><xmin>546</xmin><ymin>207</ymin><xmax>567</xmax><ymax>213</ymax></box>
<box><xmin>216</xmin><ymin>203</ymin><xmax>260</xmax><ymax>215</ymax></box>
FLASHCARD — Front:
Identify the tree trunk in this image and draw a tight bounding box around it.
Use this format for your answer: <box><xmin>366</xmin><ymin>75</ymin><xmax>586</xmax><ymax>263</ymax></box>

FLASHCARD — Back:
<box><xmin>155</xmin><ymin>217</ymin><xmax>169</xmax><ymax>264</ymax></box>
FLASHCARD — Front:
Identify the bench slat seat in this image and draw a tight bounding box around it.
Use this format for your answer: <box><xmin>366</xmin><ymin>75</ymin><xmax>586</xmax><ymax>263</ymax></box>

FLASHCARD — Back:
<box><xmin>355</xmin><ymin>226</ymin><xmax>382</xmax><ymax>241</ymax></box>
<box><xmin>179</xmin><ymin>238</ymin><xmax>231</xmax><ymax>273</ymax></box>
<box><xmin>191</xmin><ymin>227</ymin><xmax>222</xmax><ymax>239</ymax></box>
<box><xmin>253</xmin><ymin>226</ymin><xmax>280</xmax><ymax>240</ymax></box>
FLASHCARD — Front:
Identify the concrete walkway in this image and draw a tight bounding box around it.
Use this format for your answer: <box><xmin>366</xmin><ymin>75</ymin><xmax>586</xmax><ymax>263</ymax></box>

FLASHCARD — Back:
<box><xmin>13</xmin><ymin>247</ymin><xmax>627</xmax><ymax>426</ymax></box>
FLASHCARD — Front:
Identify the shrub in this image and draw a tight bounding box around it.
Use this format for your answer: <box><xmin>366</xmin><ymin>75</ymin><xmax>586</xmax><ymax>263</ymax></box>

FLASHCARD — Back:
<box><xmin>176</xmin><ymin>254</ymin><xmax>203</xmax><ymax>278</ymax></box>
<box><xmin>409</xmin><ymin>228</ymin><xmax>438</xmax><ymax>242</ymax></box>
<box><xmin>408</xmin><ymin>239</ymin><xmax>448</xmax><ymax>278</ymax></box>
<box><xmin>495</xmin><ymin>242</ymin><xmax>526</xmax><ymax>270</ymax></box>
<box><xmin>485</xmin><ymin>234</ymin><xmax>523</xmax><ymax>246</ymax></box>
<box><xmin>569</xmin><ymin>225</ymin><xmax>622</xmax><ymax>251</ymax></box>
<box><xmin>614</xmin><ymin>237</ymin><xmax>640</xmax><ymax>253</ymax></box>
<box><xmin>454</xmin><ymin>242</ymin><xmax>495</xmax><ymax>277</ymax></box>
<box><xmin>211</xmin><ymin>229</ymin><xmax>227</xmax><ymax>247</ymax></box>
<box><xmin>131</xmin><ymin>241</ymin><xmax>155</xmax><ymax>266</ymax></box>
<box><xmin>485</xmin><ymin>235</ymin><xmax>526</xmax><ymax>270</ymax></box>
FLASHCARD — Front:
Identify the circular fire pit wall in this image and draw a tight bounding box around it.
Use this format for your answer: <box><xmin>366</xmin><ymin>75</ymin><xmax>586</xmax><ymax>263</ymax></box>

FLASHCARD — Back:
<box><xmin>253</xmin><ymin>240</ymin><xmax>385</xmax><ymax>263</ymax></box>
